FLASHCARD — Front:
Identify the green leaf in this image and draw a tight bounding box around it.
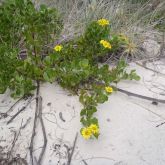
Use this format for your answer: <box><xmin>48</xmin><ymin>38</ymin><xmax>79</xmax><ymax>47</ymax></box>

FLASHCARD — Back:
<box><xmin>129</xmin><ymin>70</ymin><xmax>140</xmax><ymax>81</ymax></box>
<box><xmin>44</xmin><ymin>56</ymin><xmax>51</xmax><ymax>66</ymax></box>
<box><xmin>80</xmin><ymin>109</ymin><xmax>86</xmax><ymax>116</ymax></box>
<box><xmin>0</xmin><ymin>86</ymin><xmax>7</xmax><ymax>94</ymax></box>
<box><xmin>96</xmin><ymin>93</ymin><xmax>108</xmax><ymax>103</ymax></box>
<box><xmin>90</xmin><ymin>117</ymin><xmax>98</xmax><ymax>125</ymax></box>
<box><xmin>43</xmin><ymin>68</ymin><xmax>56</xmax><ymax>83</ymax></box>
<box><xmin>87</xmin><ymin>107</ymin><xmax>97</xmax><ymax>118</ymax></box>
<box><xmin>79</xmin><ymin>59</ymin><xmax>89</xmax><ymax>68</ymax></box>
<box><xmin>43</xmin><ymin>72</ymin><xmax>50</xmax><ymax>82</ymax></box>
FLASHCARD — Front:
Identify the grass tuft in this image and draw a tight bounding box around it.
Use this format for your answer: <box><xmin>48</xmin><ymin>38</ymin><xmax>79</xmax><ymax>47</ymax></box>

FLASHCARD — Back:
<box><xmin>34</xmin><ymin>0</ymin><xmax>165</xmax><ymax>59</ymax></box>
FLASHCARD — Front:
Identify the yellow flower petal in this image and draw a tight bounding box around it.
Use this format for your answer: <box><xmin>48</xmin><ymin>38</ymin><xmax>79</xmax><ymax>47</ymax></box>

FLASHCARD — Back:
<box><xmin>100</xmin><ymin>40</ymin><xmax>105</xmax><ymax>44</ymax></box>
<box><xmin>100</xmin><ymin>40</ymin><xmax>112</xmax><ymax>49</ymax></box>
<box><xmin>89</xmin><ymin>124</ymin><xmax>99</xmax><ymax>134</ymax></box>
<box><xmin>97</xmin><ymin>19</ymin><xmax>110</xmax><ymax>26</ymax></box>
<box><xmin>105</xmin><ymin>86</ymin><xmax>113</xmax><ymax>93</ymax></box>
<box><xmin>54</xmin><ymin>45</ymin><xmax>63</xmax><ymax>52</ymax></box>
<box><xmin>81</xmin><ymin>127</ymin><xmax>92</xmax><ymax>140</ymax></box>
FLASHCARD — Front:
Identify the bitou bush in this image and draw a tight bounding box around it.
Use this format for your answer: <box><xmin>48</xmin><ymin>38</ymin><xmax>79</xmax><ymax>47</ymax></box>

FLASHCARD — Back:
<box><xmin>0</xmin><ymin>0</ymin><xmax>140</xmax><ymax>140</ymax></box>
<box><xmin>48</xmin><ymin>19</ymin><xmax>140</xmax><ymax>139</ymax></box>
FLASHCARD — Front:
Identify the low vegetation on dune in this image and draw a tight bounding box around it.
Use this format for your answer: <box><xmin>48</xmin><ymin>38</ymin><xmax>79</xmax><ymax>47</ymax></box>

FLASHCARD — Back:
<box><xmin>0</xmin><ymin>0</ymin><xmax>165</xmax><ymax>164</ymax></box>
<box><xmin>0</xmin><ymin>0</ymin><xmax>144</xmax><ymax>139</ymax></box>
<box><xmin>39</xmin><ymin>0</ymin><xmax>164</xmax><ymax>58</ymax></box>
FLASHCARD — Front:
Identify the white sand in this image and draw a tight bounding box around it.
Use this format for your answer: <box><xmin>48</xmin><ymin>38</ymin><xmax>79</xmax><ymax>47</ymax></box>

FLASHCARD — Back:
<box><xmin>0</xmin><ymin>60</ymin><xmax>165</xmax><ymax>165</ymax></box>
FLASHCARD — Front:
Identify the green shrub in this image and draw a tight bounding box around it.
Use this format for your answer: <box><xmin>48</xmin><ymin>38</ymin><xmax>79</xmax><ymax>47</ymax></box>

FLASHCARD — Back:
<box><xmin>0</xmin><ymin>0</ymin><xmax>140</xmax><ymax>139</ymax></box>
<box><xmin>44</xmin><ymin>19</ymin><xmax>140</xmax><ymax>139</ymax></box>
<box><xmin>0</xmin><ymin>0</ymin><xmax>62</xmax><ymax>98</ymax></box>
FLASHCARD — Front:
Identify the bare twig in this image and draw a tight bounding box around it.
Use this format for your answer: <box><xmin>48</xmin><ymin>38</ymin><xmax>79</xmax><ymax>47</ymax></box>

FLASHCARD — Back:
<box><xmin>156</xmin><ymin>121</ymin><xmax>165</xmax><ymax>128</ymax></box>
<box><xmin>81</xmin><ymin>156</ymin><xmax>115</xmax><ymax>163</ymax></box>
<box><xmin>117</xmin><ymin>87</ymin><xmax>165</xmax><ymax>104</ymax></box>
<box><xmin>135</xmin><ymin>61</ymin><xmax>165</xmax><ymax>77</ymax></box>
<box><xmin>67</xmin><ymin>133</ymin><xmax>78</xmax><ymax>165</ymax></box>
<box><xmin>29</xmin><ymin>81</ymin><xmax>40</xmax><ymax>165</ymax></box>
<box><xmin>7</xmin><ymin>97</ymin><xmax>33</xmax><ymax>125</ymax></box>
<box><xmin>59</xmin><ymin>112</ymin><xmax>66</xmax><ymax>122</ymax></box>
<box><xmin>82</xmin><ymin>159</ymin><xmax>88</xmax><ymax>165</ymax></box>
<box><xmin>21</xmin><ymin>117</ymin><xmax>32</xmax><ymax>129</ymax></box>
<box><xmin>8</xmin><ymin>119</ymin><xmax>23</xmax><ymax>160</ymax></box>
<box><xmin>6</xmin><ymin>97</ymin><xmax>25</xmax><ymax>114</ymax></box>
<box><xmin>37</xmin><ymin>97</ymin><xmax>47</xmax><ymax>165</ymax></box>
<box><xmin>29</xmin><ymin>80</ymin><xmax>48</xmax><ymax>165</ymax></box>
<box><xmin>130</xmin><ymin>100</ymin><xmax>165</xmax><ymax>120</ymax></box>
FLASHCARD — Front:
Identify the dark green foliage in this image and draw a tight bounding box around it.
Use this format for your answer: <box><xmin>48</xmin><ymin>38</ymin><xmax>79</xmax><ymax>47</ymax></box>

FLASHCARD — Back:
<box><xmin>0</xmin><ymin>0</ymin><xmax>62</xmax><ymax>98</ymax></box>
<box><xmin>0</xmin><ymin>1</ymin><xmax>140</xmax><ymax>139</ymax></box>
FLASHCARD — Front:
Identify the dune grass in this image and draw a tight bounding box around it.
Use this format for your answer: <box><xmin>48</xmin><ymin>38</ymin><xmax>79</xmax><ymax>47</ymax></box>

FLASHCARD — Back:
<box><xmin>34</xmin><ymin>0</ymin><xmax>164</xmax><ymax>59</ymax></box>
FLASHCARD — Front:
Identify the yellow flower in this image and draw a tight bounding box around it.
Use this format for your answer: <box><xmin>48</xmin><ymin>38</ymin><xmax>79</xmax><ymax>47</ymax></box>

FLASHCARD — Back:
<box><xmin>54</xmin><ymin>45</ymin><xmax>63</xmax><ymax>52</ymax></box>
<box><xmin>89</xmin><ymin>124</ymin><xmax>99</xmax><ymax>134</ymax></box>
<box><xmin>100</xmin><ymin>40</ymin><xmax>105</xmax><ymax>44</ymax></box>
<box><xmin>81</xmin><ymin>127</ymin><xmax>92</xmax><ymax>140</ymax></box>
<box><xmin>100</xmin><ymin>40</ymin><xmax>112</xmax><ymax>49</ymax></box>
<box><xmin>97</xmin><ymin>19</ymin><xmax>110</xmax><ymax>26</ymax></box>
<box><xmin>105</xmin><ymin>86</ymin><xmax>113</xmax><ymax>93</ymax></box>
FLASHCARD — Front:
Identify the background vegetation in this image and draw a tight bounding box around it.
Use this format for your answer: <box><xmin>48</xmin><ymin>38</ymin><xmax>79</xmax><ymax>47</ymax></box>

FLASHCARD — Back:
<box><xmin>0</xmin><ymin>0</ymin><xmax>164</xmax><ymax>139</ymax></box>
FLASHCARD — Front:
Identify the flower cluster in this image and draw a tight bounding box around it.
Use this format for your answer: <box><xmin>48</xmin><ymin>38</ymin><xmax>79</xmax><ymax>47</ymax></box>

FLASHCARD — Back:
<box><xmin>50</xmin><ymin>18</ymin><xmax>139</xmax><ymax>140</ymax></box>
<box><xmin>100</xmin><ymin>40</ymin><xmax>112</xmax><ymax>49</ymax></box>
<box><xmin>97</xmin><ymin>19</ymin><xmax>110</xmax><ymax>26</ymax></box>
<box><xmin>81</xmin><ymin>124</ymin><xmax>99</xmax><ymax>140</ymax></box>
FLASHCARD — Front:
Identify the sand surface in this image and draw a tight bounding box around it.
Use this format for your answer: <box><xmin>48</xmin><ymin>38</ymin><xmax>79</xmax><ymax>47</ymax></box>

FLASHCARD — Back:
<box><xmin>0</xmin><ymin>60</ymin><xmax>165</xmax><ymax>165</ymax></box>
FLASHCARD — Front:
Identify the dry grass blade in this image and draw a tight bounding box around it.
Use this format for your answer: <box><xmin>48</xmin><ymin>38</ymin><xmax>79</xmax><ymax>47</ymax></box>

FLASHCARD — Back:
<box><xmin>35</xmin><ymin>0</ymin><xmax>164</xmax><ymax>60</ymax></box>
